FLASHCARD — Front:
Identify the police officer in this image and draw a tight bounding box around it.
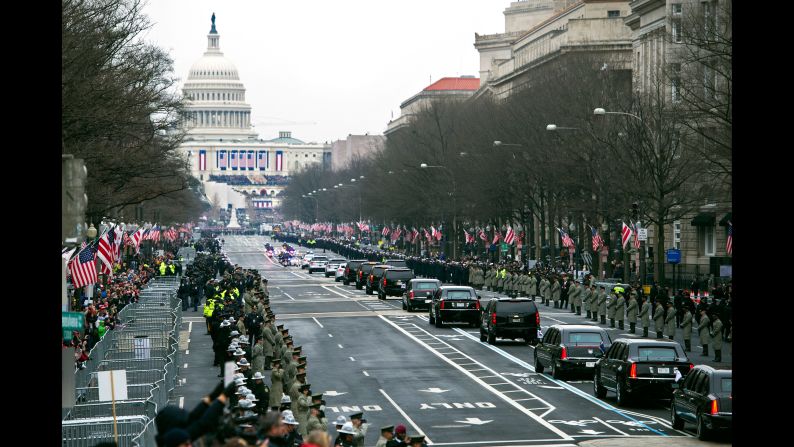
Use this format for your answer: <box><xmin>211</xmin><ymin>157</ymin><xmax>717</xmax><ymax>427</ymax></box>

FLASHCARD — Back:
<box><xmin>711</xmin><ymin>313</ymin><xmax>723</xmax><ymax>362</ymax></box>
<box><xmin>681</xmin><ymin>306</ymin><xmax>693</xmax><ymax>352</ymax></box>
<box><xmin>653</xmin><ymin>299</ymin><xmax>665</xmax><ymax>339</ymax></box>
<box><xmin>626</xmin><ymin>291</ymin><xmax>638</xmax><ymax>334</ymax></box>
<box><xmin>614</xmin><ymin>289</ymin><xmax>626</xmax><ymax>330</ymax></box>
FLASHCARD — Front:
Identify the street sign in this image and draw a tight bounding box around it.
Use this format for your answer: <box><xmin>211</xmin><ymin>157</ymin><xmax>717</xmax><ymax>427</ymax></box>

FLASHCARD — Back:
<box><xmin>666</xmin><ymin>248</ymin><xmax>681</xmax><ymax>264</ymax></box>
<box><xmin>62</xmin><ymin>311</ymin><xmax>84</xmax><ymax>341</ymax></box>
<box><xmin>637</xmin><ymin>228</ymin><xmax>648</xmax><ymax>241</ymax></box>
<box><xmin>500</xmin><ymin>243</ymin><xmax>509</xmax><ymax>253</ymax></box>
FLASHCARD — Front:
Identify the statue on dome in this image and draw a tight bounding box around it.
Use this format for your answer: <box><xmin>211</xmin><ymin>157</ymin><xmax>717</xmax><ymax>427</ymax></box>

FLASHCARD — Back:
<box><xmin>210</xmin><ymin>13</ymin><xmax>217</xmax><ymax>33</ymax></box>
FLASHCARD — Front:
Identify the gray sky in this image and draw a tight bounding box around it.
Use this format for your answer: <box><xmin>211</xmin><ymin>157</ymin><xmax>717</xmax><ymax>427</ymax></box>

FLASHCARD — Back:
<box><xmin>142</xmin><ymin>0</ymin><xmax>505</xmax><ymax>144</ymax></box>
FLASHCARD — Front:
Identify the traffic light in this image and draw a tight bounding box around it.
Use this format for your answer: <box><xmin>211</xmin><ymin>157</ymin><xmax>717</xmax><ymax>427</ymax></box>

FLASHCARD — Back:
<box><xmin>631</xmin><ymin>202</ymin><xmax>639</xmax><ymax>221</ymax></box>
<box><xmin>647</xmin><ymin>246</ymin><xmax>653</xmax><ymax>258</ymax></box>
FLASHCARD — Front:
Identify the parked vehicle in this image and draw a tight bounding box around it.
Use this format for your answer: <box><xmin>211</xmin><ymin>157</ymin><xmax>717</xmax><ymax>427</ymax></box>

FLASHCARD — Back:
<box><xmin>402</xmin><ymin>279</ymin><xmax>442</xmax><ymax>311</ymax></box>
<box><xmin>429</xmin><ymin>286</ymin><xmax>481</xmax><ymax>328</ymax></box>
<box><xmin>479</xmin><ymin>298</ymin><xmax>540</xmax><ymax>345</ymax></box>
<box><xmin>377</xmin><ymin>268</ymin><xmax>415</xmax><ymax>300</ymax></box>
<box><xmin>671</xmin><ymin>365</ymin><xmax>731</xmax><ymax>440</ymax></box>
<box><xmin>534</xmin><ymin>325</ymin><xmax>611</xmax><ymax>379</ymax></box>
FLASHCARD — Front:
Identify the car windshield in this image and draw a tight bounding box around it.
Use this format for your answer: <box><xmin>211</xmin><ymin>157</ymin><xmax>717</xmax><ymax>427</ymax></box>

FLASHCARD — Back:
<box><xmin>446</xmin><ymin>290</ymin><xmax>474</xmax><ymax>299</ymax></box>
<box><xmin>568</xmin><ymin>332</ymin><xmax>603</xmax><ymax>345</ymax></box>
<box><xmin>386</xmin><ymin>271</ymin><xmax>414</xmax><ymax>280</ymax></box>
<box><xmin>636</xmin><ymin>347</ymin><xmax>678</xmax><ymax>361</ymax></box>
<box><xmin>331</xmin><ymin>259</ymin><xmax>345</xmax><ymax>263</ymax></box>
<box><xmin>720</xmin><ymin>378</ymin><xmax>732</xmax><ymax>393</ymax></box>
<box><xmin>414</xmin><ymin>282</ymin><xmax>438</xmax><ymax>290</ymax></box>
<box><xmin>313</xmin><ymin>257</ymin><xmax>328</xmax><ymax>262</ymax></box>
<box><xmin>387</xmin><ymin>260</ymin><xmax>407</xmax><ymax>268</ymax></box>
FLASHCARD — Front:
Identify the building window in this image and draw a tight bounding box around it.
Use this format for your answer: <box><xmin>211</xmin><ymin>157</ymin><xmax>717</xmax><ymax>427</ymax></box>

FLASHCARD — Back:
<box><xmin>671</xmin><ymin>78</ymin><xmax>680</xmax><ymax>102</ymax></box>
<box><xmin>673</xmin><ymin>221</ymin><xmax>681</xmax><ymax>250</ymax></box>
<box><xmin>607</xmin><ymin>10</ymin><xmax>620</xmax><ymax>18</ymax></box>
<box><xmin>305</xmin><ymin>154</ymin><xmax>308</xmax><ymax>158</ymax></box>
<box><xmin>671</xmin><ymin>19</ymin><xmax>682</xmax><ymax>43</ymax></box>
<box><xmin>699</xmin><ymin>225</ymin><xmax>715</xmax><ymax>256</ymax></box>
<box><xmin>672</xmin><ymin>3</ymin><xmax>682</xmax><ymax>15</ymax></box>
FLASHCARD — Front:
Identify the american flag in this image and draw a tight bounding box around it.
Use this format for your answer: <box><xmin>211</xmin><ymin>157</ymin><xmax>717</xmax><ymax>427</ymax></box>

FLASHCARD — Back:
<box><xmin>69</xmin><ymin>244</ymin><xmax>98</xmax><ymax>288</ymax></box>
<box><xmin>621</xmin><ymin>222</ymin><xmax>633</xmax><ymax>249</ymax></box>
<box><xmin>492</xmin><ymin>231</ymin><xmax>501</xmax><ymax>245</ymax></box>
<box><xmin>130</xmin><ymin>228</ymin><xmax>144</xmax><ymax>254</ymax></box>
<box><xmin>357</xmin><ymin>221</ymin><xmax>370</xmax><ymax>232</ymax></box>
<box><xmin>504</xmin><ymin>226</ymin><xmax>516</xmax><ymax>245</ymax></box>
<box><xmin>150</xmin><ymin>226</ymin><xmax>161</xmax><ymax>242</ymax></box>
<box><xmin>430</xmin><ymin>226</ymin><xmax>438</xmax><ymax>239</ymax></box>
<box><xmin>434</xmin><ymin>226</ymin><xmax>443</xmax><ymax>241</ymax></box>
<box><xmin>591</xmin><ymin>226</ymin><xmax>604</xmax><ymax>251</ymax></box>
<box><xmin>424</xmin><ymin>228</ymin><xmax>432</xmax><ymax>242</ymax></box>
<box><xmin>726</xmin><ymin>222</ymin><xmax>732</xmax><ymax>255</ymax></box>
<box><xmin>114</xmin><ymin>226</ymin><xmax>123</xmax><ymax>261</ymax></box>
<box><xmin>558</xmin><ymin>228</ymin><xmax>574</xmax><ymax>248</ymax></box>
<box><xmin>382</xmin><ymin>226</ymin><xmax>390</xmax><ymax>237</ymax></box>
<box><xmin>391</xmin><ymin>227</ymin><xmax>402</xmax><ymax>241</ymax></box>
<box><xmin>464</xmin><ymin>230</ymin><xmax>474</xmax><ymax>244</ymax></box>
<box><xmin>96</xmin><ymin>229</ymin><xmax>114</xmax><ymax>275</ymax></box>
<box><xmin>219</xmin><ymin>151</ymin><xmax>227</xmax><ymax>169</ymax></box>
<box><xmin>411</xmin><ymin>227</ymin><xmax>419</xmax><ymax>242</ymax></box>
<box><xmin>478</xmin><ymin>228</ymin><xmax>488</xmax><ymax>241</ymax></box>
<box><xmin>632</xmin><ymin>223</ymin><xmax>641</xmax><ymax>249</ymax></box>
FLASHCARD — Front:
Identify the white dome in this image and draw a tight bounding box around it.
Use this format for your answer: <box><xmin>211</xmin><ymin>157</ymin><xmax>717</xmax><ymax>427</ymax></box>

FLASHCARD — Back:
<box><xmin>188</xmin><ymin>54</ymin><xmax>240</xmax><ymax>81</ymax></box>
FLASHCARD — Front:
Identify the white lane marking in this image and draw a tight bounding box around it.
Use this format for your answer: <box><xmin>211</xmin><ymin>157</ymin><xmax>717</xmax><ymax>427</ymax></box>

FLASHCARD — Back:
<box><xmin>380</xmin><ymin>315</ymin><xmax>572</xmax><ymax>441</ymax></box>
<box><xmin>592</xmin><ymin>416</ymin><xmax>630</xmax><ymax>436</ymax></box>
<box><xmin>312</xmin><ymin>317</ymin><xmax>324</xmax><ymax>328</ymax></box>
<box><xmin>380</xmin><ymin>388</ymin><xmax>433</xmax><ymax>445</ymax></box>
<box><xmin>328</xmin><ymin>334</ymin><xmax>333</xmax><ymax>338</ymax></box>
<box><xmin>430</xmin><ymin>442</ymin><xmax>576</xmax><ymax>446</ymax></box>
<box><xmin>188</xmin><ymin>321</ymin><xmax>193</xmax><ymax>333</ymax></box>
<box><xmin>338</xmin><ymin>344</ymin><xmax>344</xmax><ymax>349</ymax></box>
<box><xmin>179</xmin><ymin>396</ymin><xmax>184</xmax><ymax>408</ymax></box>
<box><xmin>183</xmin><ymin>363</ymin><xmax>188</xmax><ymax>369</ymax></box>
<box><xmin>282</xmin><ymin>292</ymin><xmax>296</xmax><ymax>301</ymax></box>
<box><xmin>185</xmin><ymin>349</ymin><xmax>189</xmax><ymax>355</ymax></box>
<box><xmin>362</xmin><ymin>371</ymin><xmax>369</xmax><ymax>376</ymax></box>
<box><xmin>349</xmin><ymin>357</ymin><xmax>356</xmax><ymax>362</ymax></box>
<box><xmin>451</xmin><ymin>327</ymin><xmax>668</xmax><ymax>436</ymax></box>
<box><xmin>290</xmin><ymin>272</ymin><xmax>305</xmax><ymax>279</ymax></box>
<box><xmin>322</xmin><ymin>285</ymin><xmax>372</xmax><ymax>311</ymax></box>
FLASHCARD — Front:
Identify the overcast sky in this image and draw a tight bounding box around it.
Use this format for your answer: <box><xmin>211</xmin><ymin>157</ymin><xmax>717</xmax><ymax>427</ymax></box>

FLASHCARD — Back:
<box><xmin>141</xmin><ymin>0</ymin><xmax>506</xmax><ymax>144</ymax></box>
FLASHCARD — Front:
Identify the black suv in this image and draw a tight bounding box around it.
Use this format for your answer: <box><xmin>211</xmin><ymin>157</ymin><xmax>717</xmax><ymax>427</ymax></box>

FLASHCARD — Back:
<box><xmin>378</xmin><ymin>268</ymin><xmax>414</xmax><ymax>300</ymax></box>
<box><xmin>594</xmin><ymin>339</ymin><xmax>694</xmax><ymax>405</ymax></box>
<box><xmin>534</xmin><ymin>325</ymin><xmax>611</xmax><ymax>379</ymax></box>
<box><xmin>402</xmin><ymin>279</ymin><xmax>442</xmax><ymax>312</ymax></box>
<box><xmin>671</xmin><ymin>365</ymin><xmax>732</xmax><ymax>440</ymax></box>
<box><xmin>365</xmin><ymin>264</ymin><xmax>391</xmax><ymax>295</ymax></box>
<box><xmin>385</xmin><ymin>259</ymin><xmax>408</xmax><ymax>269</ymax></box>
<box><xmin>343</xmin><ymin>260</ymin><xmax>367</xmax><ymax>286</ymax></box>
<box><xmin>429</xmin><ymin>286</ymin><xmax>481</xmax><ymax>328</ymax></box>
<box><xmin>355</xmin><ymin>262</ymin><xmax>378</xmax><ymax>290</ymax></box>
<box><xmin>479</xmin><ymin>298</ymin><xmax>540</xmax><ymax>345</ymax></box>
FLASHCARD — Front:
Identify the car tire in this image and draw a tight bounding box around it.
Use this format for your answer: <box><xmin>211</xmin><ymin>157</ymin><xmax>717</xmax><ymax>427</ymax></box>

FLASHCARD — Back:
<box><xmin>616</xmin><ymin>379</ymin><xmax>629</xmax><ymax>406</ymax></box>
<box><xmin>487</xmin><ymin>331</ymin><xmax>496</xmax><ymax>345</ymax></box>
<box><xmin>671</xmin><ymin>403</ymin><xmax>684</xmax><ymax>430</ymax></box>
<box><xmin>366</xmin><ymin>287</ymin><xmax>372</xmax><ymax>295</ymax></box>
<box><xmin>355</xmin><ymin>284</ymin><xmax>362</xmax><ymax>290</ymax></box>
<box><xmin>551</xmin><ymin>360</ymin><xmax>562</xmax><ymax>380</ymax></box>
<box><xmin>593</xmin><ymin>372</ymin><xmax>607</xmax><ymax>398</ymax></box>
<box><xmin>378</xmin><ymin>292</ymin><xmax>385</xmax><ymax>300</ymax></box>
<box><xmin>308</xmin><ymin>270</ymin><xmax>312</xmax><ymax>274</ymax></box>
<box><xmin>534</xmin><ymin>354</ymin><xmax>544</xmax><ymax>373</ymax></box>
<box><xmin>480</xmin><ymin>330</ymin><xmax>487</xmax><ymax>342</ymax></box>
<box><xmin>696</xmin><ymin>412</ymin><xmax>710</xmax><ymax>440</ymax></box>
<box><xmin>435</xmin><ymin>314</ymin><xmax>443</xmax><ymax>328</ymax></box>
<box><xmin>428</xmin><ymin>311</ymin><xmax>435</xmax><ymax>324</ymax></box>
<box><xmin>406</xmin><ymin>302</ymin><xmax>413</xmax><ymax>312</ymax></box>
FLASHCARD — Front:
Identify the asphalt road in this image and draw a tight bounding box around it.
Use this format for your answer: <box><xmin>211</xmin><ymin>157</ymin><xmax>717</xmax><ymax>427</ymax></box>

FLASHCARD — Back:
<box><xmin>174</xmin><ymin>235</ymin><xmax>731</xmax><ymax>446</ymax></box>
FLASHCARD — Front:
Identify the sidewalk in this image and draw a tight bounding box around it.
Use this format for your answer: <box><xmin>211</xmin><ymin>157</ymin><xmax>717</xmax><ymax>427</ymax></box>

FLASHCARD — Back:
<box><xmin>579</xmin><ymin>438</ymin><xmax>727</xmax><ymax>446</ymax></box>
<box><xmin>169</xmin><ymin>307</ymin><xmax>218</xmax><ymax>410</ymax></box>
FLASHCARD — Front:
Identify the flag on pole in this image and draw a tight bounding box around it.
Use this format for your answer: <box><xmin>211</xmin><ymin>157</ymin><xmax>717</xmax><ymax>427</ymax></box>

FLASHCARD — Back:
<box><xmin>558</xmin><ymin>228</ymin><xmax>574</xmax><ymax>248</ymax></box>
<box><xmin>411</xmin><ymin>227</ymin><xmax>419</xmax><ymax>242</ymax></box>
<box><xmin>726</xmin><ymin>222</ymin><xmax>732</xmax><ymax>255</ymax></box>
<box><xmin>69</xmin><ymin>245</ymin><xmax>98</xmax><ymax>288</ymax></box>
<box><xmin>424</xmin><ymin>228</ymin><xmax>432</xmax><ymax>242</ymax></box>
<box><xmin>591</xmin><ymin>226</ymin><xmax>604</xmax><ymax>251</ymax></box>
<box><xmin>382</xmin><ymin>226</ymin><xmax>390</xmax><ymax>237</ymax></box>
<box><xmin>391</xmin><ymin>227</ymin><xmax>402</xmax><ymax>241</ymax></box>
<box><xmin>464</xmin><ymin>230</ymin><xmax>474</xmax><ymax>244</ymax></box>
<box><xmin>96</xmin><ymin>229</ymin><xmax>114</xmax><ymax>275</ymax></box>
<box><xmin>632</xmin><ymin>223</ymin><xmax>641</xmax><ymax>249</ymax></box>
<box><xmin>621</xmin><ymin>222</ymin><xmax>633</xmax><ymax>249</ymax></box>
<box><xmin>492</xmin><ymin>231</ymin><xmax>501</xmax><ymax>245</ymax></box>
<box><xmin>504</xmin><ymin>226</ymin><xmax>516</xmax><ymax>245</ymax></box>
<box><xmin>478</xmin><ymin>228</ymin><xmax>488</xmax><ymax>241</ymax></box>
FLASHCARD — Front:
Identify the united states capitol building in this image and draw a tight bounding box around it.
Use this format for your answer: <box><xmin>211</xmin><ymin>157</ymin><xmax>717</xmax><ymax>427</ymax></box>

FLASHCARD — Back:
<box><xmin>179</xmin><ymin>14</ymin><xmax>330</xmax><ymax>211</ymax></box>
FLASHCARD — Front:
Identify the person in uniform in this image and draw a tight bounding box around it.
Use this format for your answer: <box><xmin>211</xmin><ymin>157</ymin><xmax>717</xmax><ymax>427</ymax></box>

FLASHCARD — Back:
<box><xmin>349</xmin><ymin>412</ymin><xmax>368</xmax><ymax>447</ymax></box>
<box><xmin>582</xmin><ymin>284</ymin><xmax>592</xmax><ymax>318</ymax></box>
<box><xmin>606</xmin><ymin>291</ymin><xmax>616</xmax><ymax>328</ymax></box>
<box><xmin>614</xmin><ymin>290</ymin><xmax>626</xmax><ymax>330</ymax></box>
<box><xmin>289</xmin><ymin>372</ymin><xmax>307</xmax><ymax>414</ymax></box>
<box><xmin>551</xmin><ymin>276</ymin><xmax>561</xmax><ymax>309</ymax></box>
<box><xmin>588</xmin><ymin>285</ymin><xmax>598</xmax><ymax>321</ymax></box>
<box><xmin>528</xmin><ymin>273</ymin><xmax>538</xmax><ymax>301</ymax></box>
<box><xmin>375</xmin><ymin>425</ymin><xmax>395</xmax><ymax>447</ymax></box>
<box><xmin>408</xmin><ymin>434</ymin><xmax>428</xmax><ymax>447</ymax></box>
<box><xmin>638</xmin><ymin>295</ymin><xmax>651</xmax><ymax>337</ymax></box>
<box><xmin>336</xmin><ymin>422</ymin><xmax>356</xmax><ymax>447</ymax></box>
<box><xmin>540</xmin><ymin>276</ymin><xmax>550</xmax><ymax>306</ymax></box>
<box><xmin>680</xmin><ymin>306</ymin><xmax>693</xmax><ymax>351</ymax></box>
<box><xmin>597</xmin><ymin>286</ymin><xmax>607</xmax><ymax>325</ymax></box>
<box><xmin>664</xmin><ymin>301</ymin><xmax>677</xmax><ymax>340</ymax></box>
<box><xmin>296</xmin><ymin>383</ymin><xmax>312</xmax><ymax>436</ymax></box>
<box><xmin>626</xmin><ymin>291</ymin><xmax>638</xmax><ymax>334</ymax></box>
<box><xmin>306</xmin><ymin>402</ymin><xmax>325</xmax><ymax>435</ymax></box>
<box><xmin>653</xmin><ymin>300</ymin><xmax>665</xmax><ymax>339</ymax></box>
<box><xmin>710</xmin><ymin>313</ymin><xmax>723</xmax><ymax>362</ymax></box>
<box><xmin>269</xmin><ymin>358</ymin><xmax>284</xmax><ymax>410</ymax></box>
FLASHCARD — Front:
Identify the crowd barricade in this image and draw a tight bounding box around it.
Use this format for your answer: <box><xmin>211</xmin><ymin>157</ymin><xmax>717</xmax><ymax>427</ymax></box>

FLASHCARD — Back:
<box><xmin>64</xmin><ymin>275</ymin><xmax>182</xmax><ymax>446</ymax></box>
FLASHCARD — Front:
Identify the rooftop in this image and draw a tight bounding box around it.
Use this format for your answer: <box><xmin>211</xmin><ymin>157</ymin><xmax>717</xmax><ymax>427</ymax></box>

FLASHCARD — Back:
<box><xmin>424</xmin><ymin>77</ymin><xmax>480</xmax><ymax>91</ymax></box>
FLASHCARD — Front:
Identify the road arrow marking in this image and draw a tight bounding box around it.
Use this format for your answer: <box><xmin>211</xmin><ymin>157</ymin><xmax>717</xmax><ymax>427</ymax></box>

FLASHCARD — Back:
<box><xmin>324</xmin><ymin>391</ymin><xmax>347</xmax><ymax>396</ymax></box>
<box><xmin>455</xmin><ymin>418</ymin><xmax>492</xmax><ymax>425</ymax></box>
<box><xmin>579</xmin><ymin>429</ymin><xmax>605</xmax><ymax>435</ymax></box>
<box><xmin>419</xmin><ymin>387</ymin><xmax>449</xmax><ymax>393</ymax></box>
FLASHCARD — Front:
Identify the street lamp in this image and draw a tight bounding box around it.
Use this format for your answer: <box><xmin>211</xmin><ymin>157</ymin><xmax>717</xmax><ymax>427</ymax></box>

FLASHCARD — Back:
<box><xmin>419</xmin><ymin>162</ymin><xmax>459</xmax><ymax>258</ymax></box>
<box><xmin>546</xmin><ymin>124</ymin><xmax>580</xmax><ymax>131</ymax></box>
<box><xmin>87</xmin><ymin>224</ymin><xmax>97</xmax><ymax>239</ymax></box>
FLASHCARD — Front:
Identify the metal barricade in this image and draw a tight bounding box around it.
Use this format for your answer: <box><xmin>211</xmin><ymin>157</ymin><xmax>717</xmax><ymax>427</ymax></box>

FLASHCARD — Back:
<box><xmin>131</xmin><ymin>418</ymin><xmax>157</xmax><ymax>447</ymax></box>
<box><xmin>75</xmin><ymin>384</ymin><xmax>155</xmax><ymax>403</ymax></box>
<box><xmin>64</xmin><ymin>399</ymin><xmax>157</xmax><ymax>420</ymax></box>
<box><xmin>63</xmin><ymin>416</ymin><xmax>148</xmax><ymax>447</ymax></box>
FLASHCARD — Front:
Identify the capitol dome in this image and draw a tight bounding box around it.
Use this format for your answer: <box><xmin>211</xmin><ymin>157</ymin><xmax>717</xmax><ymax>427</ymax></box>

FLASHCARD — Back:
<box><xmin>181</xmin><ymin>13</ymin><xmax>258</xmax><ymax>141</ymax></box>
